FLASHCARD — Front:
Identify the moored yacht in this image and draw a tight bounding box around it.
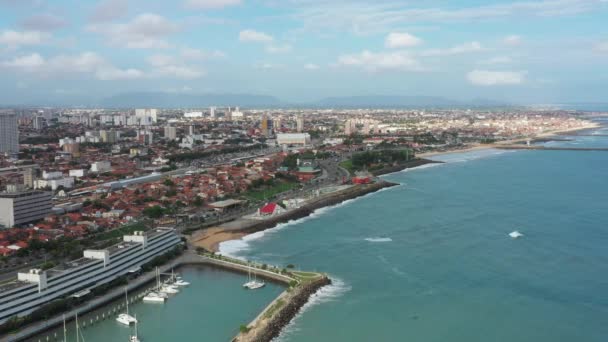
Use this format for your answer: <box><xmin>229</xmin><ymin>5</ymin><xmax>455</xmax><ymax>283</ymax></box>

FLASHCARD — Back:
<box><xmin>116</xmin><ymin>288</ymin><xmax>137</xmax><ymax>325</ymax></box>
<box><xmin>243</xmin><ymin>264</ymin><xmax>265</xmax><ymax>290</ymax></box>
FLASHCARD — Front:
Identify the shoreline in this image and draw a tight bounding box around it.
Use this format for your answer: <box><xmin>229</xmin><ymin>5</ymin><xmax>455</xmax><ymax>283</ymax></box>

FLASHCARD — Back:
<box><xmin>191</xmin><ymin>181</ymin><xmax>400</xmax><ymax>253</ymax></box>
<box><xmin>417</xmin><ymin>122</ymin><xmax>602</xmax><ymax>158</ymax></box>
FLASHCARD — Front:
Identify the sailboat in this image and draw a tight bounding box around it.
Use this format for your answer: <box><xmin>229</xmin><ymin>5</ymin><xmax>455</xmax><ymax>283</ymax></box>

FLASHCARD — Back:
<box><xmin>129</xmin><ymin>314</ymin><xmax>141</xmax><ymax>342</ymax></box>
<box><xmin>75</xmin><ymin>312</ymin><xmax>85</xmax><ymax>342</ymax></box>
<box><xmin>143</xmin><ymin>268</ymin><xmax>167</xmax><ymax>303</ymax></box>
<box><xmin>116</xmin><ymin>288</ymin><xmax>137</xmax><ymax>325</ymax></box>
<box><xmin>243</xmin><ymin>263</ymin><xmax>265</xmax><ymax>290</ymax></box>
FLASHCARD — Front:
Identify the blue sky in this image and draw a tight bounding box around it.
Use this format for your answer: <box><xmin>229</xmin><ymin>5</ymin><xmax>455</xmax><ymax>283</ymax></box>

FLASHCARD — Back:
<box><xmin>0</xmin><ymin>0</ymin><xmax>607</xmax><ymax>105</ymax></box>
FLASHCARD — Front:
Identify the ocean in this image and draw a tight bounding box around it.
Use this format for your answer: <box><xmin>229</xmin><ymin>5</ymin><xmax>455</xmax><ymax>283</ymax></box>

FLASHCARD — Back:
<box><xmin>222</xmin><ymin>125</ymin><xmax>608</xmax><ymax>341</ymax></box>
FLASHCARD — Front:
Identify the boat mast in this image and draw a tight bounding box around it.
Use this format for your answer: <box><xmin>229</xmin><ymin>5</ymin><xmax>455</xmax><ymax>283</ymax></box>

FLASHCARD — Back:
<box><xmin>63</xmin><ymin>314</ymin><xmax>66</xmax><ymax>342</ymax></box>
<box><xmin>125</xmin><ymin>287</ymin><xmax>129</xmax><ymax>316</ymax></box>
<box><xmin>75</xmin><ymin>313</ymin><xmax>79</xmax><ymax>342</ymax></box>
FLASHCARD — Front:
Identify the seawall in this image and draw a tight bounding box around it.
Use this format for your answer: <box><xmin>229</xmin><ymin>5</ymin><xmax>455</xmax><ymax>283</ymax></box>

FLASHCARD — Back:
<box><xmin>237</xmin><ymin>181</ymin><xmax>398</xmax><ymax>237</ymax></box>
<box><xmin>233</xmin><ymin>276</ymin><xmax>332</xmax><ymax>342</ymax></box>
<box><xmin>371</xmin><ymin>158</ymin><xmax>442</xmax><ymax>177</ymax></box>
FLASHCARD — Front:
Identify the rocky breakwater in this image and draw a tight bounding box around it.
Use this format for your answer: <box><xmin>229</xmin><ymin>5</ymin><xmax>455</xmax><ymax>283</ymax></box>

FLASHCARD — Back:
<box><xmin>234</xmin><ymin>275</ymin><xmax>332</xmax><ymax>342</ymax></box>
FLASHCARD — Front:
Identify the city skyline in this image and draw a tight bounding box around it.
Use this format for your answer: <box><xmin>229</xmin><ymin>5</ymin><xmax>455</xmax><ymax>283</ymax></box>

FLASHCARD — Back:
<box><xmin>1</xmin><ymin>0</ymin><xmax>608</xmax><ymax>105</ymax></box>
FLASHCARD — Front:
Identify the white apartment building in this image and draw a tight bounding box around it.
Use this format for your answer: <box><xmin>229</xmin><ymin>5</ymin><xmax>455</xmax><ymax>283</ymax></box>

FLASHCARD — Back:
<box><xmin>0</xmin><ymin>189</ymin><xmax>52</xmax><ymax>227</ymax></box>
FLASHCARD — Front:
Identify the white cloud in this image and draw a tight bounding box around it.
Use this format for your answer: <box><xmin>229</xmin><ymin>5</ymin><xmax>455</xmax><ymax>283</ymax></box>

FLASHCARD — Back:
<box><xmin>467</xmin><ymin>69</ymin><xmax>526</xmax><ymax>86</ymax></box>
<box><xmin>337</xmin><ymin>50</ymin><xmax>423</xmax><ymax>72</ymax></box>
<box><xmin>293</xmin><ymin>0</ymin><xmax>604</xmax><ymax>35</ymax></box>
<box><xmin>1</xmin><ymin>53</ymin><xmax>45</xmax><ymax>71</ymax></box>
<box><xmin>254</xmin><ymin>62</ymin><xmax>283</xmax><ymax>70</ymax></box>
<box><xmin>480</xmin><ymin>56</ymin><xmax>513</xmax><ymax>64</ymax></box>
<box><xmin>266</xmin><ymin>44</ymin><xmax>292</xmax><ymax>53</ymax></box>
<box><xmin>0</xmin><ymin>30</ymin><xmax>49</xmax><ymax>47</ymax></box>
<box><xmin>95</xmin><ymin>67</ymin><xmax>145</xmax><ymax>80</ymax></box>
<box><xmin>147</xmin><ymin>54</ymin><xmax>206</xmax><ymax>79</ymax></box>
<box><xmin>420</xmin><ymin>41</ymin><xmax>483</xmax><ymax>56</ymax></box>
<box><xmin>2</xmin><ymin>51</ymin><xmax>145</xmax><ymax>80</ymax></box>
<box><xmin>594</xmin><ymin>41</ymin><xmax>608</xmax><ymax>53</ymax></box>
<box><xmin>185</xmin><ymin>0</ymin><xmax>241</xmax><ymax>9</ymax></box>
<box><xmin>90</xmin><ymin>0</ymin><xmax>129</xmax><ymax>23</ymax></box>
<box><xmin>385</xmin><ymin>32</ymin><xmax>422</xmax><ymax>48</ymax></box>
<box><xmin>20</xmin><ymin>14</ymin><xmax>67</xmax><ymax>31</ymax></box>
<box><xmin>87</xmin><ymin>13</ymin><xmax>178</xmax><ymax>49</ymax></box>
<box><xmin>181</xmin><ymin>47</ymin><xmax>225</xmax><ymax>60</ymax></box>
<box><xmin>239</xmin><ymin>29</ymin><xmax>274</xmax><ymax>43</ymax></box>
<box><xmin>304</xmin><ymin>63</ymin><xmax>320</xmax><ymax>70</ymax></box>
<box><xmin>503</xmin><ymin>35</ymin><xmax>522</xmax><ymax>46</ymax></box>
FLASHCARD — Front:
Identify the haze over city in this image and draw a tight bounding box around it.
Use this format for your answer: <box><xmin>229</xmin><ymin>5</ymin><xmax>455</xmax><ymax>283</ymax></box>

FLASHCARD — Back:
<box><xmin>1</xmin><ymin>0</ymin><xmax>608</xmax><ymax>106</ymax></box>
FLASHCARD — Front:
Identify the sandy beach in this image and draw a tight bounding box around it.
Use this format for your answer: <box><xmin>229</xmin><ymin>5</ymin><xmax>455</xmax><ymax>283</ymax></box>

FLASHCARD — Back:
<box><xmin>191</xmin><ymin>227</ymin><xmax>247</xmax><ymax>252</ymax></box>
<box><xmin>419</xmin><ymin>122</ymin><xmax>601</xmax><ymax>158</ymax></box>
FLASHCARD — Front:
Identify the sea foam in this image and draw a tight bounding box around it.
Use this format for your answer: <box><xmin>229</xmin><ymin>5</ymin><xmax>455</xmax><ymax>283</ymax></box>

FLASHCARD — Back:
<box><xmin>364</xmin><ymin>237</ymin><xmax>393</xmax><ymax>243</ymax></box>
<box><xmin>272</xmin><ymin>276</ymin><xmax>351</xmax><ymax>342</ymax></box>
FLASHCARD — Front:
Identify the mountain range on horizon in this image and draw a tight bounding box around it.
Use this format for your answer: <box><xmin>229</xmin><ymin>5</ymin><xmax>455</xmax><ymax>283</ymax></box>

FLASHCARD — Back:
<box><xmin>3</xmin><ymin>92</ymin><xmax>605</xmax><ymax>110</ymax></box>
<box><xmin>86</xmin><ymin>92</ymin><xmax>513</xmax><ymax>109</ymax></box>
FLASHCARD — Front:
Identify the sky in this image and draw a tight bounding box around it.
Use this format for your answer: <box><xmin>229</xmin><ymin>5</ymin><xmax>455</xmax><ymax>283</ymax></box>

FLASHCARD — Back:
<box><xmin>0</xmin><ymin>0</ymin><xmax>607</xmax><ymax>105</ymax></box>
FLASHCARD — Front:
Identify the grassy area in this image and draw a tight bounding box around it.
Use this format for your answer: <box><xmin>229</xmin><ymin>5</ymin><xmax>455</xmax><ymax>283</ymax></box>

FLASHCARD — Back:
<box><xmin>242</xmin><ymin>181</ymin><xmax>300</xmax><ymax>202</ymax></box>
<box><xmin>339</xmin><ymin>160</ymin><xmax>354</xmax><ymax>175</ymax></box>
<box><xmin>291</xmin><ymin>271</ymin><xmax>323</xmax><ymax>283</ymax></box>
<box><xmin>263</xmin><ymin>298</ymin><xmax>285</xmax><ymax>319</ymax></box>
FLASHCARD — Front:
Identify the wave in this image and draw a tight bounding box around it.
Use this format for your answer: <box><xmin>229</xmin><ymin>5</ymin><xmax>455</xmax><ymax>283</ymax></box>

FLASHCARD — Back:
<box><xmin>272</xmin><ymin>277</ymin><xmax>351</xmax><ymax>342</ymax></box>
<box><xmin>219</xmin><ymin>186</ymin><xmax>398</xmax><ymax>258</ymax></box>
<box><xmin>429</xmin><ymin>148</ymin><xmax>516</xmax><ymax>164</ymax></box>
<box><xmin>364</xmin><ymin>237</ymin><xmax>393</xmax><ymax>243</ymax></box>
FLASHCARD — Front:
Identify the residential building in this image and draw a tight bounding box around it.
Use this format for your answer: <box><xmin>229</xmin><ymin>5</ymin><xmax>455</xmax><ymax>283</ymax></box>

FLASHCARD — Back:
<box><xmin>90</xmin><ymin>161</ymin><xmax>112</xmax><ymax>173</ymax></box>
<box><xmin>0</xmin><ymin>113</ymin><xmax>19</xmax><ymax>153</ymax></box>
<box><xmin>0</xmin><ymin>187</ymin><xmax>52</xmax><ymax>227</ymax></box>
<box><xmin>276</xmin><ymin>133</ymin><xmax>311</xmax><ymax>146</ymax></box>
<box><xmin>164</xmin><ymin>126</ymin><xmax>177</xmax><ymax>140</ymax></box>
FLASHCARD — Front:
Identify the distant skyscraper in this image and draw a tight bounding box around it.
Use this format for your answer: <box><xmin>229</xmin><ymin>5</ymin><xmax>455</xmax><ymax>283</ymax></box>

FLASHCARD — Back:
<box><xmin>188</xmin><ymin>125</ymin><xmax>195</xmax><ymax>135</ymax></box>
<box><xmin>164</xmin><ymin>126</ymin><xmax>177</xmax><ymax>140</ymax></box>
<box><xmin>33</xmin><ymin>116</ymin><xmax>45</xmax><ymax>130</ymax></box>
<box><xmin>100</xmin><ymin>130</ymin><xmax>118</xmax><ymax>143</ymax></box>
<box><xmin>209</xmin><ymin>107</ymin><xmax>216</xmax><ymax>118</ymax></box>
<box><xmin>260</xmin><ymin>114</ymin><xmax>272</xmax><ymax>137</ymax></box>
<box><xmin>135</xmin><ymin>109</ymin><xmax>158</xmax><ymax>125</ymax></box>
<box><xmin>296</xmin><ymin>115</ymin><xmax>304</xmax><ymax>133</ymax></box>
<box><xmin>0</xmin><ymin>113</ymin><xmax>19</xmax><ymax>153</ymax></box>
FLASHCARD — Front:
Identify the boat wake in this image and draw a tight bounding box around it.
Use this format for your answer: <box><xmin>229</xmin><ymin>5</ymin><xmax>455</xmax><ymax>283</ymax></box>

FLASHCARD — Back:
<box><xmin>272</xmin><ymin>277</ymin><xmax>351</xmax><ymax>342</ymax></box>
<box><xmin>364</xmin><ymin>237</ymin><xmax>393</xmax><ymax>243</ymax></box>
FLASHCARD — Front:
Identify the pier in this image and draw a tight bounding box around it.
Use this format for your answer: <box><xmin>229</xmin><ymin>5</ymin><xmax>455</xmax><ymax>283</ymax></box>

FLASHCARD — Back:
<box><xmin>495</xmin><ymin>146</ymin><xmax>608</xmax><ymax>152</ymax></box>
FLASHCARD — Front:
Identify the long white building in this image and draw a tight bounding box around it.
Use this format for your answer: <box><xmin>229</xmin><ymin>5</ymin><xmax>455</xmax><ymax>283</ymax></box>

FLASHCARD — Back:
<box><xmin>0</xmin><ymin>227</ymin><xmax>181</xmax><ymax>324</ymax></box>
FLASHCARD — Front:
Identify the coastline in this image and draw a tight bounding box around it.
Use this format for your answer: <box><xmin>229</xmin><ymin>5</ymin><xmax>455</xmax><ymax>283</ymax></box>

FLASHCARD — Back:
<box><xmin>191</xmin><ymin>181</ymin><xmax>400</xmax><ymax>253</ymax></box>
<box><xmin>418</xmin><ymin>122</ymin><xmax>602</xmax><ymax>158</ymax></box>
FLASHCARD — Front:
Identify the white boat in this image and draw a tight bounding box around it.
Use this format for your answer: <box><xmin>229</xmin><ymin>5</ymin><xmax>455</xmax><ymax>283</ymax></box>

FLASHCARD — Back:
<box><xmin>174</xmin><ymin>279</ymin><xmax>190</xmax><ymax>286</ymax></box>
<box><xmin>243</xmin><ymin>264</ymin><xmax>265</xmax><ymax>290</ymax></box>
<box><xmin>129</xmin><ymin>314</ymin><xmax>141</xmax><ymax>342</ymax></box>
<box><xmin>142</xmin><ymin>291</ymin><xmax>165</xmax><ymax>303</ymax></box>
<box><xmin>116</xmin><ymin>288</ymin><xmax>137</xmax><ymax>325</ymax></box>
<box><xmin>509</xmin><ymin>231</ymin><xmax>524</xmax><ymax>239</ymax></box>
<box><xmin>159</xmin><ymin>284</ymin><xmax>179</xmax><ymax>294</ymax></box>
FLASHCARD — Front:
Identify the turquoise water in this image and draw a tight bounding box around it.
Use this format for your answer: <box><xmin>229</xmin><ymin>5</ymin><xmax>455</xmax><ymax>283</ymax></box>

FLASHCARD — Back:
<box><xmin>27</xmin><ymin>266</ymin><xmax>284</xmax><ymax>342</ymax></box>
<box><xmin>222</xmin><ymin>129</ymin><xmax>608</xmax><ymax>341</ymax></box>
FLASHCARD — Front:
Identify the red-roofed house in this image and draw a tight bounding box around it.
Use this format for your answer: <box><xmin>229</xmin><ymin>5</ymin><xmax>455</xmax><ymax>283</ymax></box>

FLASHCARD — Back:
<box><xmin>258</xmin><ymin>202</ymin><xmax>286</xmax><ymax>216</ymax></box>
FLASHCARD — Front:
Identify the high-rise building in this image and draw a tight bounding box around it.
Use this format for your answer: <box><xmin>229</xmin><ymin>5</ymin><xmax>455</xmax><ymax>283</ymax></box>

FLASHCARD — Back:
<box><xmin>32</xmin><ymin>116</ymin><xmax>45</xmax><ymax>130</ymax></box>
<box><xmin>0</xmin><ymin>113</ymin><xmax>19</xmax><ymax>153</ymax></box>
<box><xmin>296</xmin><ymin>115</ymin><xmax>304</xmax><ymax>133</ymax></box>
<box><xmin>22</xmin><ymin>167</ymin><xmax>37</xmax><ymax>189</ymax></box>
<box><xmin>273</xmin><ymin>118</ymin><xmax>282</xmax><ymax>133</ymax></box>
<box><xmin>209</xmin><ymin>106</ymin><xmax>216</xmax><ymax>118</ymax></box>
<box><xmin>99</xmin><ymin>130</ymin><xmax>118</xmax><ymax>143</ymax></box>
<box><xmin>0</xmin><ymin>186</ymin><xmax>52</xmax><ymax>228</ymax></box>
<box><xmin>164</xmin><ymin>126</ymin><xmax>177</xmax><ymax>140</ymax></box>
<box><xmin>63</xmin><ymin>143</ymin><xmax>80</xmax><ymax>157</ymax></box>
<box><xmin>188</xmin><ymin>125</ymin><xmax>195</xmax><ymax>136</ymax></box>
<box><xmin>135</xmin><ymin>109</ymin><xmax>158</xmax><ymax>125</ymax></box>
<box><xmin>260</xmin><ymin>114</ymin><xmax>271</xmax><ymax>137</ymax></box>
